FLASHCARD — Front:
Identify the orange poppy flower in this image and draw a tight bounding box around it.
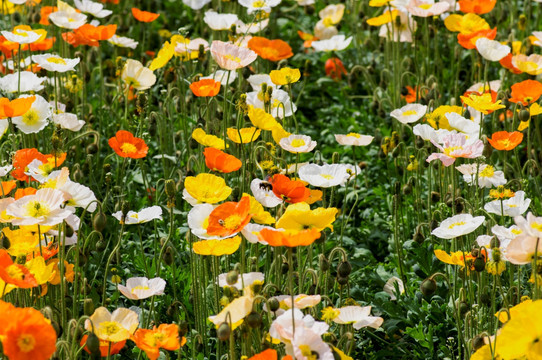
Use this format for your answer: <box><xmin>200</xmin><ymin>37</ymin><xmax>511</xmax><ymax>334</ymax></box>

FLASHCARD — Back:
<box><xmin>63</xmin><ymin>24</ymin><xmax>117</xmax><ymax>47</ymax></box>
<box><xmin>258</xmin><ymin>228</ymin><xmax>321</xmax><ymax>247</ymax></box>
<box><xmin>14</xmin><ymin>187</ymin><xmax>38</xmax><ymax>200</ymax></box>
<box><xmin>457</xmin><ymin>28</ymin><xmax>497</xmax><ymax>49</ymax></box>
<box><xmin>270</xmin><ymin>174</ymin><xmax>310</xmax><ymax>204</ymax></box>
<box><xmin>203</xmin><ymin>148</ymin><xmax>242</xmax><ymax>173</ymax></box>
<box><xmin>297</xmin><ymin>30</ymin><xmax>318</xmax><ymax>48</ymax></box>
<box><xmin>500</xmin><ymin>53</ymin><xmax>522</xmax><ymax>74</ymax></box>
<box><xmin>249</xmin><ymin>349</ymin><xmax>278</xmax><ymax>360</ymax></box>
<box><xmin>132</xmin><ymin>8</ymin><xmax>160</xmax><ymax>22</ymax></box>
<box><xmin>0</xmin><ymin>36</ymin><xmax>18</xmax><ymax>57</ymax></box>
<box><xmin>190</xmin><ymin>79</ymin><xmax>221</xmax><ymax>97</ymax></box>
<box><xmin>25</xmin><ymin>37</ymin><xmax>55</xmax><ymax>52</ymax></box>
<box><xmin>0</xmin><ymin>96</ymin><xmax>35</xmax><ymax>119</ymax></box>
<box><xmin>108</xmin><ymin>130</ymin><xmax>148</xmax><ymax>159</ymax></box>
<box><xmin>0</xmin><ymin>249</ymin><xmax>38</xmax><ymax>288</ymax></box>
<box><xmin>81</xmin><ymin>334</ymin><xmax>126</xmax><ymax>357</ymax></box>
<box><xmin>132</xmin><ymin>324</ymin><xmax>184</xmax><ymax>360</ymax></box>
<box><xmin>3</xmin><ymin>306</ymin><xmax>57</xmax><ymax>360</ymax></box>
<box><xmin>248</xmin><ymin>37</ymin><xmax>293</xmax><ymax>62</ymax></box>
<box><xmin>11</xmin><ymin>148</ymin><xmax>66</xmax><ymax>182</ymax></box>
<box><xmin>488</xmin><ymin>131</ymin><xmax>524</xmax><ymax>151</ymax></box>
<box><xmin>206</xmin><ymin>196</ymin><xmax>252</xmax><ymax>237</ymax></box>
<box><xmin>39</xmin><ymin>6</ymin><xmax>58</xmax><ymax>25</ymax></box>
<box><xmin>509</xmin><ymin>80</ymin><xmax>542</xmax><ymax>105</ymax></box>
<box><xmin>458</xmin><ymin>0</ymin><xmax>496</xmax><ymax>14</ymax></box>
<box><xmin>325</xmin><ymin>57</ymin><xmax>347</xmax><ymax>80</ymax></box>
<box><xmin>0</xmin><ymin>181</ymin><xmax>16</xmax><ymax>196</ymax></box>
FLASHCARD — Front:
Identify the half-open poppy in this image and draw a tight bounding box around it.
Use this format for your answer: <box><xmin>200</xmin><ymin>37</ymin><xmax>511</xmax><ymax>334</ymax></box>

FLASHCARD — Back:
<box><xmin>132</xmin><ymin>8</ymin><xmax>160</xmax><ymax>22</ymax></box>
<box><xmin>257</xmin><ymin>228</ymin><xmax>321</xmax><ymax>247</ymax></box>
<box><xmin>203</xmin><ymin>148</ymin><xmax>242</xmax><ymax>173</ymax></box>
<box><xmin>509</xmin><ymin>80</ymin><xmax>542</xmax><ymax>105</ymax></box>
<box><xmin>190</xmin><ymin>79</ymin><xmax>221</xmax><ymax>97</ymax></box>
<box><xmin>270</xmin><ymin>174</ymin><xmax>310</xmax><ymax>204</ymax></box>
<box><xmin>248</xmin><ymin>37</ymin><xmax>293</xmax><ymax>62</ymax></box>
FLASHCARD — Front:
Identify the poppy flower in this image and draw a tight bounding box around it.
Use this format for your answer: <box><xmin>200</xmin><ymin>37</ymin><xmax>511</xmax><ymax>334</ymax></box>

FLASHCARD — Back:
<box><xmin>39</xmin><ymin>6</ymin><xmax>58</xmax><ymax>25</ymax></box>
<box><xmin>298</xmin><ymin>30</ymin><xmax>318</xmax><ymax>48</ymax></box>
<box><xmin>192</xmin><ymin>236</ymin><xmax>242</xmax><ymax>256</ymax></box>
<box><xmin>325</xmin><ymin>58</ymin><xmax>347</xmax><ymax>80</ymax></box>
<box><xmin>184</xmin><ymin>173</ymin><xmax>232</xmax><ymax>204</ymax></box>
<box><xmin>203</xmin><ymin>148</ymin><xmax>242</xmax><ymax>173</ymax></box>
<box><xmin>509</xmin><ymin>80</ymin><xmax>542</xmax><ymax>105</ymax></box>
<box><xmin>500</xmin><ymin>53</ymin><xmax>522</xmax><ymax>74</ymax></box>
<box><xmin>457</xmin><ymin>28</ymin><xmax>497</xmax><ymax>49</ymax></box>
<box><xmin>190</xmin><ymin>79</ymin><xmax>221</xmax><ymax>97</ymax></box>
<box><xmin>210</xmin><ymin>41</ymin><xmax>257</xmax><ymax>71</ymax></box>
<box><xmin>0</xmin><ymin>181</ymin><xmax>16</xmax><ymax>196</ymax></box>
<box><xmin>206</xmin><ymin>196</ymin><xmax>252</xmax><ymax>237</ymax></box>
<box><xmin>488</xmin><ymin>131</ymin><xmax>524</xmax><ymax>151</ymax></box>
<box><xmin>2</xmin><ymin>306</ymin><xmax>57</xmax><ymax>360</ymax></box>
<box><xmin>191</xmin><ymin>128</ymin><xmax>226</xmax><ymax>149</ymax></box>
<box><xmin>14</xmin><ymin>187</ymin><xmax>37</xmax><ymax>200</ymax></box>
<box><xmin>108</xmin><ymin>130</ymin><xmax>148</xmax><ymax>159</ymax></box>
<box><xmin>132</xmin><ymin>324</ymin><xmax>184</xmax><ymax>360</ymax></box>
<box><xmin>276</xmin><ymin>202</ymin><xmax>338</xmax><ymax>231</ymax></box>
<box><xmin>270</xmin><ymin>174</ymin><xmax>310</xmax><ymax>204</ymax></box>
<box><xmin>85</xmin><ymin>307</ymin><xmax>139</xmax><ymax>343</ymax></box>
<box><xmin>257</xmin><ymin>228</ymin><xmax>321</xmax><ymax>247</ymax></box>
<box><xmin>0</xmin><ymin>96</ymin><xmax>35</xmax><ymax>119</ymax></box>
<box><xmin>0</xmin><ymin>249</ymin><xmax>38</xmax><ymax>288</ymax></box>
<box><xmin>63</xmin><ymin>24</ymin><xmax>117</xmax><ymax>47</ymax></box>
<box><xmin>80</xmin><ymin>334</ymin><xmax>126</xmax><ymax>357</ymax></box>
<box><xmin>248</xmin><ymin>37</ymin><xmax>293</xmax><ymax>62</ymax></box>
<box><xmin>512</xmin><ymin>54</ymin><xmax>542</xmax><ymax>75</ymax></box>
<box><xmin>458</xmin><ymin>0</ymin><xmax>496</xmax><ymax>14</ymax></box>
<box><xmin>131</xmin><ymin>8</ymin><xmax>160</xmax><ymax>22</ymax></box>
<box><xmin>227</xmin><ymin>127</ymin><xmax>261</xmax><ymax>144</ymax></box>
<box><xmin>270</xmin><ymin>67</ymin><xmax>301</xmax><ymax>85</ymax></box>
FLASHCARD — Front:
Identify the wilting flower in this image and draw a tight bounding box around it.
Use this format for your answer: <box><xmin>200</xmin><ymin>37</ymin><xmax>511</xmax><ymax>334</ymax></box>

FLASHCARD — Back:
<box><xmin>484</xmin><ymin>191</ymin><xmax>531</xmax><ymax>217</ymax></box>
<box><xmin>203</xmin><ymin>148</ymin><xmax>242</xmax><ymax>173</ymax></box>
<box><xmin>431</xmin><ymin>213</ymin><xmax>485</xmax><ymax>239</ymax></box>
<box><xmin>184</xmin><ymin>173</ymin><xmax>231</xmax><ymax>204</ymax></box>
<box><xmin>258</xmin><ymin>228</ymin><xmax>321</xmax><ymax>247</ymax></box>
<box><xmin>121</xmin><ymin>59</ymin><xmax>156</xmax><ymax>91</ymax></box>
<box><xmin>248</xmin><ymin>37</ymin><xmax>293</xmax><ymax>61</ymax></box>
<box><xmin>335</xmin><ymin>133</ymin><xmax>374</xmax><ymax>146</ymax></box>
<box><xmin>270</xmin><ymin>174</ymin><xmax>310</xmax><ymax>204</ymax></box>
<box><xmin>487</xmin><ymin>131</ymin><xmax>523</xmax><ymax>151</ymax></box>
<box><xmin>112</xmin><ymin>206</ymin><xmax>162</xmax><ymax>225</ymax></box>
<box><xmin>270</xmin><ymin>68</ymin><xmax>301</xmax><ymax>86</ymax></box>
<box><xmin>7</xmin><ymin>188</ymin><xmax>72</xmax><ymax>226</ymax></box>
<box><xmin>108</xmin><ymin>130</ymin><xmax>148</xmax><ymax>159</ymax></box>
<box><xmin>210</xmin><ymin>41</ymin><xmax>258</xmax><ymax>70</ymax></box>
<box><xmin>133</xmin><ymin>324</ymin><xmax>183</xmax><ymax>360</ymax></box>
<box><xmin>118</xmin><ymin>277</ymin><xmax>166</xmax><ymax>300</ymax></box>
<box><xmin>279</xmin><ymin>134</ymin><xmax>317</xmax><ymax>153</ymax></box>
<box><xmin>312</xmin><ymin>34</ymin><xmax>352</xmax><ymax>52</ymax></box>
<box><xmin>383</xmin><ymin>276</ymin><xmax>405</xmax><ymax>300</ymax></box>
<box><xmin>390</xmin><ymin>103</ymin><xmax>427</xmax><ymax>124</ymax></box>
<box><xmin>132</xmin><ymin>7</ymin><xmax>160</xmax><ymax>22</ymax></box>
<box><xmin>426</xmin><ymin>133</ymin><xmax>483</xmax><ymax>166</ymax></box>
<box><xmin>85</xmin><ymin>307</ymin><xmax>139</xmax><ymax>342</ymax></box>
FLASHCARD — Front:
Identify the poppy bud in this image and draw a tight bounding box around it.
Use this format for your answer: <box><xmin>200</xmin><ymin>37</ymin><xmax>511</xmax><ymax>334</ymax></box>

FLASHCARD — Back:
<box><xmin>268</xmin><ymin>298</ymin><xmax>280</xmax><ymax>312</ymax></box>
<box><xmin>86</xmin><ymin>332</ymin><xmax>101</xmax><ymax>356</ymax></box>
<box><xmin>226</xmin><ymin>270</ymin><xmax>238</xmax><ymax>285</ymax></box>
<box><xmin>246</xmin><ymin>311</ymin><xmax>262</xmax><ymax>328</ymax></box>
<box><xmin>95</xmin><ymin>240</ymin><xmax>106</xmax><ymax>252</ymax></box>
<box><xmin>490</xmin><ymin>237</ymin><xmax>500</xmax><ymax>249</ymax></box>
<box><xmin>472</xmin><ymin>335</ymin><xmax>485</xmax><ymax>351</ymax></box>
<box><xmin>338</xmin><ymin>261</ymin><xmax>352</xmax><ymax>277</ymax></box>
<box><xmin>332</xmin><ymin>152</ymin><xmax>340</xmax><ymax>164</ymax></box>
<box><xmin>414</xmin><ymin>231</ymin><xmax>425</xmax><ymax>244</ymax></box>
<box><xmin>281</xmin><ymin>261</ymin><xmax>290</xmax><ymax>274</ymax></box>
<box><xmin>319</xmin><ymin>254</ymin><xmax>329</xmax><ymax>271</ymax></box>
<box><xmin>217</xmin><ymin>322</ymin><xmax>231</xmax><ymax>341</ymax></box>
<box><xmin>84</xmin><ymin>298</ymin><xmax>95</xmax><ymax>316</ymax></box>
<box><xmin>473</xmin><ymin>256</ymin><xmax>485</xmax><ymax>272</ymax></box>
<box><xmin>420</xmin><ymin>277</ymin><xmax>437</xmax><ymax>297</ymax></box>
<box><xmin>459</xmin><ymin>301</ymin><xmax>469</xmax><ymax>317</ymax></box>
<box><xmin>325</xmin><ymin>58</ymin><xmax>347</xmax><ymax>81</ymax></box>
<box><xmin>0</xmin><ymin>235</ymin><xmax>10</xmax><ymax>249</ymax></box>
<box><xmin>337</xmin><ymin>276</ymin><xmax>348</xmax><ymax>286</ymax></box>
<box><xmin>402</xmin><ymin>183</ymin><xmax>412</xmax><ymax>195</ymax></box>
<box><xmin>431</xmin><ymin>191</ymin><xmax>440</xmax><ymax>203</ymax></box>
<box><xmin>483</xmin><ymin>140</ymin><xmax>493</xmax><ymax>158</ymax></box>
<box><xmin>179</xmin><ymin>321</ymin><xmax>189</xmax><ymax>338</ymax></box>
<box><xmin>92</xmin><ymin>211</ymin><xmax>107</xmax><ymax>233</ymax></box>
<box><xmin>162</xmin><ymin>246</ymin><xmax>174</xmax><ymax>266</ymax></box>
<box><xmin>455</xmin><ymin>199</ymin><xmax>464</xmax><ymax>213</ymax></box>
<box><xmin>519</xmin><ymin>109</ymin><xmax>530</xmax><ymax>122</ymax></box>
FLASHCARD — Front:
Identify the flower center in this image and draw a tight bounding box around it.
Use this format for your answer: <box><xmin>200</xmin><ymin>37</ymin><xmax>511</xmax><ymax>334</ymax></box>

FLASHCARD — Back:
<box><xmin>443</xmin><ymin>146</ymin><xmax>463</xmax><ymax>156</ymax></box>
<box><xmin>17</xmin><ymin>334</ymin><xmax>36</xmax><ymax>353</ymax></box>
<box><xmin>320</xmin><ymin>174</ymin><xmax>334</xmax><ymax>180</ymax></box>
<box><xmin>418</xmin><ymin>4</ymin><xmax>432</xmax><ymax>9</ymax></box>
<box><xmin>222</xmin><ymin>214</ymin><xmax>243</xmax><ymax>230</ymax></box>
<box><xmin>299</xmin><ymin>345</ymin><xmax>318</xmax><ymax>360</ymax></box>
<box><xmin>14</xmin><ymin>30</ymin><xmax>29</xmax><ymax>37</ymax></box>
<box><xmin>22</xmin><ymin>109</ymin><xmax>39</xmax><ymax>125</ymax></box>
<box><xmin>498</xmin><ymin>139</ymin><xmax>511</xmax><ymax>148</ymax></box>
<box><xmin>511</xmin><ymin>228</ymin><xmax>522</xmax><ymax>235</ymax></box>
<box><xmin>6</xmin><ymin>264</ymin><xmax>24</xmax><ymax>280</ymax></box>
<box><xmin>323</xmin><ymin>16</ymin><xmax>334</xmax><ymax>27</ymax></box>
<box><xmin>224</xmin><ymin>54</ymin><xmax>242</xmax><ymax>63</ymax></box>
<box><xmin>346</xmin><ymin>133</ymin><xmax>361</xmax><ymax>138</ymax></box>
<box><xmin>100</xmin><ymin>321</ymin><xmax>121</xmax><ymax>336</ymax></box>
<box><xmin>252</xmin><ymin>0</ymin><xmax>266</xmax><ymax>7</ymax></box>
<box><xmin>47</xmin><ymin>57</ymin><xmax>67</xmax><ymax>65</ymax></box>
<box><xmin>121</xmin><ymin>142</ymin><xmax>137</xmax><ymax>154</ymax></box>
<box><xmin>25</xmin><ymin>201</ymin><xmax>49</xmax><ymax>218</ymax></box>
<box><xmin>479</xmin><ymin>165</ymin><xmax>495</xmax><ymax>178</ymax></box>
<box><xmin>403</xmin><ymin>110</ymin><xmax>417</xmax><ymax>116</ymax></box>
<box><xmin>531</xmin><ymin>222</ymin><xmax>542</xmax><ymax>232</ymax></box>
<box><xmin>448</xmin><ymin>221</ymin><xmax>466</xmax><ymax>229</ymax></box>
<box><xmin>131</xmin><ymin>285</ymin><xmax>150</xmax><ymax>293</ymax></box>
<box><xmin>290</xmin><ymin>139</ymin><xmax>306</xmax><ymax>147</ymax></box>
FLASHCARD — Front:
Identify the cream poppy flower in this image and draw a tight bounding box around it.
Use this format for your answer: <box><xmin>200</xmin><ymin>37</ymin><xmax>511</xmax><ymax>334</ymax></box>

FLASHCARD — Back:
<box><xmin>514</xmin><ymin>212</ymin><xmax>542</xmax><ymax>238</ymax></box>
<box><xmin>245</xmin><ymin>89</ymin><xmax>296</xmax><ymax>118</ymax></box>
<box><xmin>532</xmin><ymin>31</ymin><xmax>542</xmax><ymax>47</ymax></box>
<box><xmin>444</xmin><ymin>112</ymin><xmax>480</xmax><ymax>139</ymax></box>
<box><xmin>48</xmin><ymin>11</ymin><xmax>88</xmax><ymax>29</ymax></box>
<box><xmin>85</xmin><ymin>307</ymin><xmax>139</xmax><ymax>342</ymax></box>
<box><xmin>335</xmin><ymin>133</ymin><xmax>374</xmax><ymax>146</ymax></box>
<box><xmin>312</xmin><ymin>35</ymin><xmax>352</xmax><ymax>52</ymax></box>
<box><xmin>218</xmin><ymin>272</ymin><xmax>264</xmax><ymax>289</ymax></box>
<box><xmin>204</xmin><ymin>10</ymin><xmax>239</xmax><ymax>30</ymax></box>
<box><xmin>74</xmin><ymin>0</ymin><xmax>112</xmax><ymax>18</ymax></box>
<box><xmin>108</xmin><ymin>35</ymin><xmax>138</xmax><ymax>49</ymax></box>
<box><xmin>241</xmin><ymin>223</ymin><xmax>275</xmax><ymax>244</ymax></box>
<box><xmin>406</xmin><ymin>0</ymin><xmax>450</xmax><ymax>17</ymax></box>
<box><xmin>505</xmin><ymin>233</ymin><xmax>542</xmax><ymax>265</ymax></box>
<box><xmin>59</xmin><ymin>180</ymin><xmax>98</xmax><ymax>212</ymax></box>
<box><xmin>484</xmin><ymin>191</ymin><xmax>531</xmax><ymax>217</ymax></box>
<box><xmin>238</xmin><ymin>0</ymin><xmax>281</xmax><ymax>13</ymax></box>
<box><xmin>32</xmin><ymin>54</ymin><xmax>80</xmax><ymax>72</ymax></box>
<box><xmin>298</xmin><ymin>164</ymin><xmax>350</xmax><ymax>188</ymax></box>
<box><xmin>112</xmin><ymin>206</ymin><xmax>163</xmax><ymax>225</ymax></box>
<box><xmin>475</xmin><ymin>38</ymin><xmax>510</xmax><ymax>62</ymax></box>
<box><xmin>383</xmin><ymin>276</ymin><xmax>405</xmax><ymax>300</ymax></box>
<box><xmin>314</xmin><ymin>20</ymin><xmax>338</xmax><ymax>40</ymax></box>
<box><xmin>121</xmin><ymin>59</ymin><xmax>156</xmax><ymax>90</ymax></box>
<box><xmin>247</xmin><ymin>74</ymin><xmax>280</xmax><ymax>91</ymax></box>
<box><xmin>210</xmin><ymin>41</ymin><xmax>257</xmax><ymax>70</ymax></box>
<box><xmin>235</xmin><ymin>19</ymin><xmax>269</xmax><ymax>34</ymax></box>
<box><xmin>512</xmin><ymin>54</ymin><xmax>542</xmax><ymax>75</ymax></box>
<box><xmin>279</xmin><ymin>134</ymin><xmax>317</xmax><ymax>153</ymax></box>
<box><xmin>319</xmin><ymin>4</ymin><xmax>345</xmax><ymax>25</ymax></box>
<box><xmin>455</xmin><ymin>163</ymin><xmax>506</xmax><ymax>188</ymax></box>
<box><xmin>182</xmin><ymin>0</ymin><xmax>212</xmax><ymax>10</ymax></box>
<box><xmin>6</xmin><ymin>188</ymin><xmax>72</xmax><ymax>226</ymax></box>
<box><xmin>250</xmin><ymin>178</ymin><xmax>282</xmax><ymax>207</ymax></box>
<box><xmin>52</xmin><ymin>112</ymin><xmax>85</xmax><ymax>131</ymax></box>
<box><xmin>431</xmin><ymin>213</ymin><xmax>485</xmax><ymax>239</ymax></box>
<box><xmin>0</xmin><ymin>71</ymin><xmax>46</xmax><ymax>93</ymax></box>
<box><xmin>283</xmin><ymin>294</ymin><xmax>321</xmax><ymax>309</ymax></box>
<box><xmin>492</xmin><ymin>224</ymin><xmax>522</xmax><ymax>243</ymax></box>
<box><xmin>467</xmin><ymin>80</ymin><xmax>501</xmax><ymax>94</ymax></box>
<box><xmin>208</xmin><ymin>293</ymin><xmax>253</xmax><ymax>330</ymax></box>
<box><xmin>333</xmin><ymin>305</ymin><xmax>384</xmax><ymax>329</ymax></box>
<box><xmin>11</xmin><ymin>94</ymin><xmax>51</xmax><ymax>134</ymax></box>
<box><xmin>292</xmin><ymin>328</ymin><xmax>334</xmax><ymax>360</ymax></box>
<box><xmin>269</xmin><ymin>309</ymin><xmax>329</xmax><ymax>345</ymax></box>
<box><xmin>118</xmin><ymin>277</ymin><xmax>166</xmax><ymax>300</ymax></box>
<box><xmin>379</xmin><ymin>11</ymin><xmax>417</xmax><ymax>42</ymax></box>
<box><xmin>1</xmin><ymin>28</ymin><xmax>41</xmax><ymax>44</ymax></box>
<box><xmin>390</xmin><ymin>103</ymin><xmax>427</xmax><ymax>124</ymax></box>
<box><xmin>201</xmin><ymin>70</ymin><xmax>237</xmax><ymax>85</ymax></box>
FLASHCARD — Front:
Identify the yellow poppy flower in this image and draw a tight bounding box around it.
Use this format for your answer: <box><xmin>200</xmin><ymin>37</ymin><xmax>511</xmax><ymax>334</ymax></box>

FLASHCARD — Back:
<box><xmin>208</xmin><ymin>292</ymin><xmax>253</xmax><ymax>330</ymax></box>
<box><xmin>425</xmin><ymin>105</ymin><xmax>463</xmax><ymax>130</ymax></box>
<box><xmin>460</xmin><ymin>93</ymin><xmax>505</xmax><ymax>114</ymax></box>
<box><xmin>184</xmin><ymin>173</ymin><xmax>232</xmax><ymax>204</ymax></box>
<box><xmin>192</xmin><ymin>236</ymin><xmax>241</xmax><ymax>256</ymax></box>
<box><xmin>271</xmin><ymin>124</ymin><xmax>291</xmax><ymax>144</ymax></box>
<box><xmin>269</xmin><ymin>67</ymin><xmax>301</xmax><ymax>86</ymax></box>
<box><xmin>242</xmin><ymin>193</ymin><xmax>275</xmax><ymax>225</ymax></box>
<box><xmin>276</xmin><ymin>202</ymin><xmax>338</xmax><ymax>231</ymax></box>
<box><xmin>444</xmin><ymin>13</ymin><xmax>489</xmax><ymax>34</ymax></box>
<box><xmin>366</xmin><ymin>10</ymin><xmax>399</xmax><ymax>26</ymax></box>
<box><xmin>192</xmin><ymin>128</ymin><xmax>226</xmax><ymax>149</ymax></box>
<box><xmin>227</xmin><ymin>127</ymin><xmax>261</xmax><ymax>144</ymax></box>
<box><xmin>3</xmin><ymin>228</ymin><xmax>39</xmax><ymax>257</ymax></box>
<box><xmin>149</xmin><ymin>41</ymin><xmax>175</xmax><ymax>71</ymax></box>
<box><xmin>248</xmin><ymin>106</ymin><xmax>279</xmax><ymax>131</ymax></box>
<box><xmin>25</xmin><ymin>256</ymin><xmax>55</xmax><ymax>285</ymax></box>
<box><xmin>369</xmin><ymin>0</ymin><xmax>390</xmax><ymax>6</ymax></box>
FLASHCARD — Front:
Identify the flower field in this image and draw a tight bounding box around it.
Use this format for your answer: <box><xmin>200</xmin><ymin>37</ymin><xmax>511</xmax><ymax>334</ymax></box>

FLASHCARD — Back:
<box><xmin>0</xmin><ymin>0</ymin><xmax>542</xmax><ymax>359</ymax></box>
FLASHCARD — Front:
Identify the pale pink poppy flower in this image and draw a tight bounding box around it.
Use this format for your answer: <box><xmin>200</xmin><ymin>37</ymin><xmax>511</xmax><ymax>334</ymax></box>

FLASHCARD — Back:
<box><xmin>426</xmin><ymin>133</ymin><xmax>483</xmax><ymax>166</ymax></box>
<box><xmin>210</xmin><ymin>41</ymin><xmax>257</xmax><ymax>70</ymax></box>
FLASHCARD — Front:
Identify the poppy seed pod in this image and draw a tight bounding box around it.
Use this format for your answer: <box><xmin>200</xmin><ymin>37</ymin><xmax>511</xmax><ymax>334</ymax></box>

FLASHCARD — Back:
<box><xmin>337</xmin><ymin>276</ymin><xmax>348</xmax><ymax>286</ymax></box>
<box><xmin>281</xmin><ymin>261</ymin><xmax>290</xmax><ymax>274</ymax></box>
<box><xmin>246</xmin><ymin>311</ymin><xmax>262</xmax><ymax>328</ymax></box>
<box><xmin>519</xmin><ymin>109</ymin><xmax>531</xmax><ymax>122</ymax></box>
<box><xmin>414</xmin><ymin>230</ymin><xmax>425</xmax><ymax>244</ymax></box>
<box><xmin>85</xmin><ymin>332</ymin><xmax>101</xmax><ymax>356</ymax></box>
<box><xmin>332</xmin><ymin>152</ymin><xmax>340</xmax><ymax>164</ymax></box>
<box><xmin>459</xmin><ymin>301</ymin><xmax>469</xmax><ymax>317</ymax></box>
<box><xmin>473</xmin><ymin>256</ymin><xmax>486</xmax><ymax>272</ymax></box>
<box><xmin>226</xmin><ymin>270</ymin><xmax>239</xmax><ymax>285</ymax></box>
<box><xmin>472</xmin><ymin>335</ymin><xmax>486</xmax><ymax>351</ymax></box>
<box><xmin>217</xmin><ymin>322</ymin><xmax>231</xmax><ymax>341</ymax></box>
<box><xmin>337</xmin><ymin>261</ymin><xmax>352</xmax><ymax>277</ymax></box>
<box><xmin>92</xmin><ymin>211</ymin><xmax>107</xmax><ymax>233</ymax></box>
<box><xmin>420</xmin><ymin>277</ymin><xmax>437</xmax><ymax>297</ymax></box>
<box><xmin>402</xmin><ymin>183</ymin><xmax>412</xmax><ymax>195</ymax></box>
<box><xmin>431</xmin><ymin>191</ymin><xmax>441</xmax><ymax>203</ymax></box>
<box><xmin>268</xmin><ymin>298</ymin><xmax>280</xmax><ymax>312</ymax></box>
<box><xmin>179</xmin><ymin>321</ymin><xmax>189</xmax><ymax>338</ymax></box>
<box><xmin>490</xmin><ymin>237</ymin><xmax>500</xmax><ymax>249</ymax></box>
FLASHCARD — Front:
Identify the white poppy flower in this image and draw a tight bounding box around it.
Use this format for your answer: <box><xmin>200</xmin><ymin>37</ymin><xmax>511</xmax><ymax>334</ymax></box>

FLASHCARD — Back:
<box><xmin>292</xmin><ymin>328</ymin><xmax>334</xmax><ymax>360</ymax></box>
<box><xmin>250</xmin><ymin>178</ymin><xmax>282</xmax><ymax>208</ymax></box>
<box><xmin>484</xmin><ymin>191</ymin><xmax>531</xmax><ymax>217</ymax></box>
<box><xmin>187</xmin><ymin>203</ymin><xmax>224</xmax><ymax>239</ymax></box>
<box><xmin>52</xmin><ymin>112</ymin><xmax>85</xmax><ymax>131</ymax></box>
<box><xmin>218</xmin><ymin>272</ymin><xmax>264</xmax><ymax>289</ymax></box>
<box><xmin>335</xmin><ymin>133</ymin><xmax>374</xmax><ymax>146</ymax></box>
<box><xmin>183</xmin><ymin>0</ymin><xmax>212</xmax><ymax>10</ymax></box>
<box><xmin>390</xmin><ymin>103</ymin><xmax>427</xmax><ymax>124</ymax></box>
<box><xmin>383</xmin><ymin>276</ymin><xmax>405</xmax><ymax>300</ymax></box>
<box><xmin>312</xmin><ymin>35</ymin><xmax>352</xmax><ymax>52</ymax></box>
<box><xmin>108</xmin><ymin>35</ymin><xmax>138</xmax><ymax>49</ymax></box>
<box><xmin>121</xmin><ymin>59</ymin><xmax>156</xmax><ymax>90</ymax></box>
<box><xmin>59</xmin><ymin>180</ymin><xmax>98</xmax><ymax>212</ymax></box>
<box><xmin>241</xmin><ymin>223</ymin><xmax>275</xmax><ymax>244</ymax></box>
<box><xmin>6</xmin><ymin>188</ymin><xmax>72</xmax><ymax>226</ymax></box>
<box><xmin>48</xmin><ymin>11</ymin><xmax>88</xmax><ymax>29</ymax></box>
<box><xmin>247</xmin><ymin>74</ymin><xmax>280</xmax><ymax>91</ymax></box>
<box><xmin>112</xmin><ymin>206</ymin><xmax>163</xmax><ymax>224</ymax></box>
<box><xmin>455</xmin><ymin>163</ymin><xmax>506</xmax><ymax>188</ymax></box>
<box><xmin>118</xmin><ymin>277</ymin><xmax>166</xmax><ymax>300</ymax></box>
<box><xmin>33</xmin><ymin>54</ymin><xmax>80</xmax><ymax>72</ymax></box>
<box><xmin>407</xmin><ymin>0</ymin><xmax>450</xmax><ymax>17</ymax></box>
<box><xmin>298</xmin><ymin>164</ymin><xmax>350</xmax><ymax>188</ymax></box>
<box><xmin>235</xmin><ymin>19</ymin><xmax>269</xmax><ymax>34</ymax></box>
<box><xmin>379</xmin><ymin>11</ymin><xmax>417</xmax><ymax>43</ymax></box>
<box><xmin>200</xmin><ymin>70</ymin><xmax>237</xmax><ymax>85</ymax></box>
<box><xmin>475</xmin><ymin>38</ymin><xmax>510</xmax><ymax>62</ymax></box>
<box><xmin>0</xmin><ymin>165</ymin><xmax>13</xmax><ymax>177</ymax></box>
<box><xmin>431</xmin><ymin>213</ymin><xmax>485</xmax><ymax>239</ymax></box>
<box><xmin>0</xmin><ymin>71</ymin><xmax>46</xmax><ymax>93</ymax></box>
<box><xmin>204</xmin><ymin>10</ymin><xmax>239</xmax><ymax>30</ymax></box>
<box><xmin>444</xmin><ymin>112</ymin><xmax>480</xmax><ymax>139</ymax></box>
<box><xmin>532</xmin><ymin>31</ymin><xmax>542</xmax><ymax>47</ymax></box>
<box><xmin>314</xmin><ymin>20</ymin><xmax>338</xmax><ymax>40</ymax></box>
<box><xmin>467</xmin><ymin>80</ymin><xmax>501</xmax><ymax>94</ymax></box>
<box><xmin>333</xmin><ymin>306</ymin><xmax>384</xmax><ymax>329</ymax></box>
<box><xmin>279</xmin><ymin>134</ymin><xmax>317</xmax><ymax>153</ymax></box>
<box><xmin>245</xmin><ymin>89</ymin><xmax>296</xmax><ymax>118</ymax></box>
<box><xmin>1</xmin><ymin>28</ymin><xmax>41</xmax><ymax>44</ymax></box>
<box><xmin>238</xmin><ymin>0</ymin><xmax>281</xmax><ymax>13</ymax></box>
<box><xmin>12</xmin><ymin>94</ymin><xmax>51</xmax><ymax>134</ymax></box>
<box><xmin>491</xmin><ymin>224</ymin><xmax>522</xmax><ymax>243</ymax></box>
<box><xmin>74</xmin><ymin>0</ymin><xmax>112</xmax><ymax>18</ymax></box>
<box><xmin>24</xmin><ymin>159</ymin><xmax>59</xmax><ymax>183</ymax></box>
<box><xmin>514</xmin><ymin>212</ymin><xmax>542</xmax><ymax>238</ymax></box>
